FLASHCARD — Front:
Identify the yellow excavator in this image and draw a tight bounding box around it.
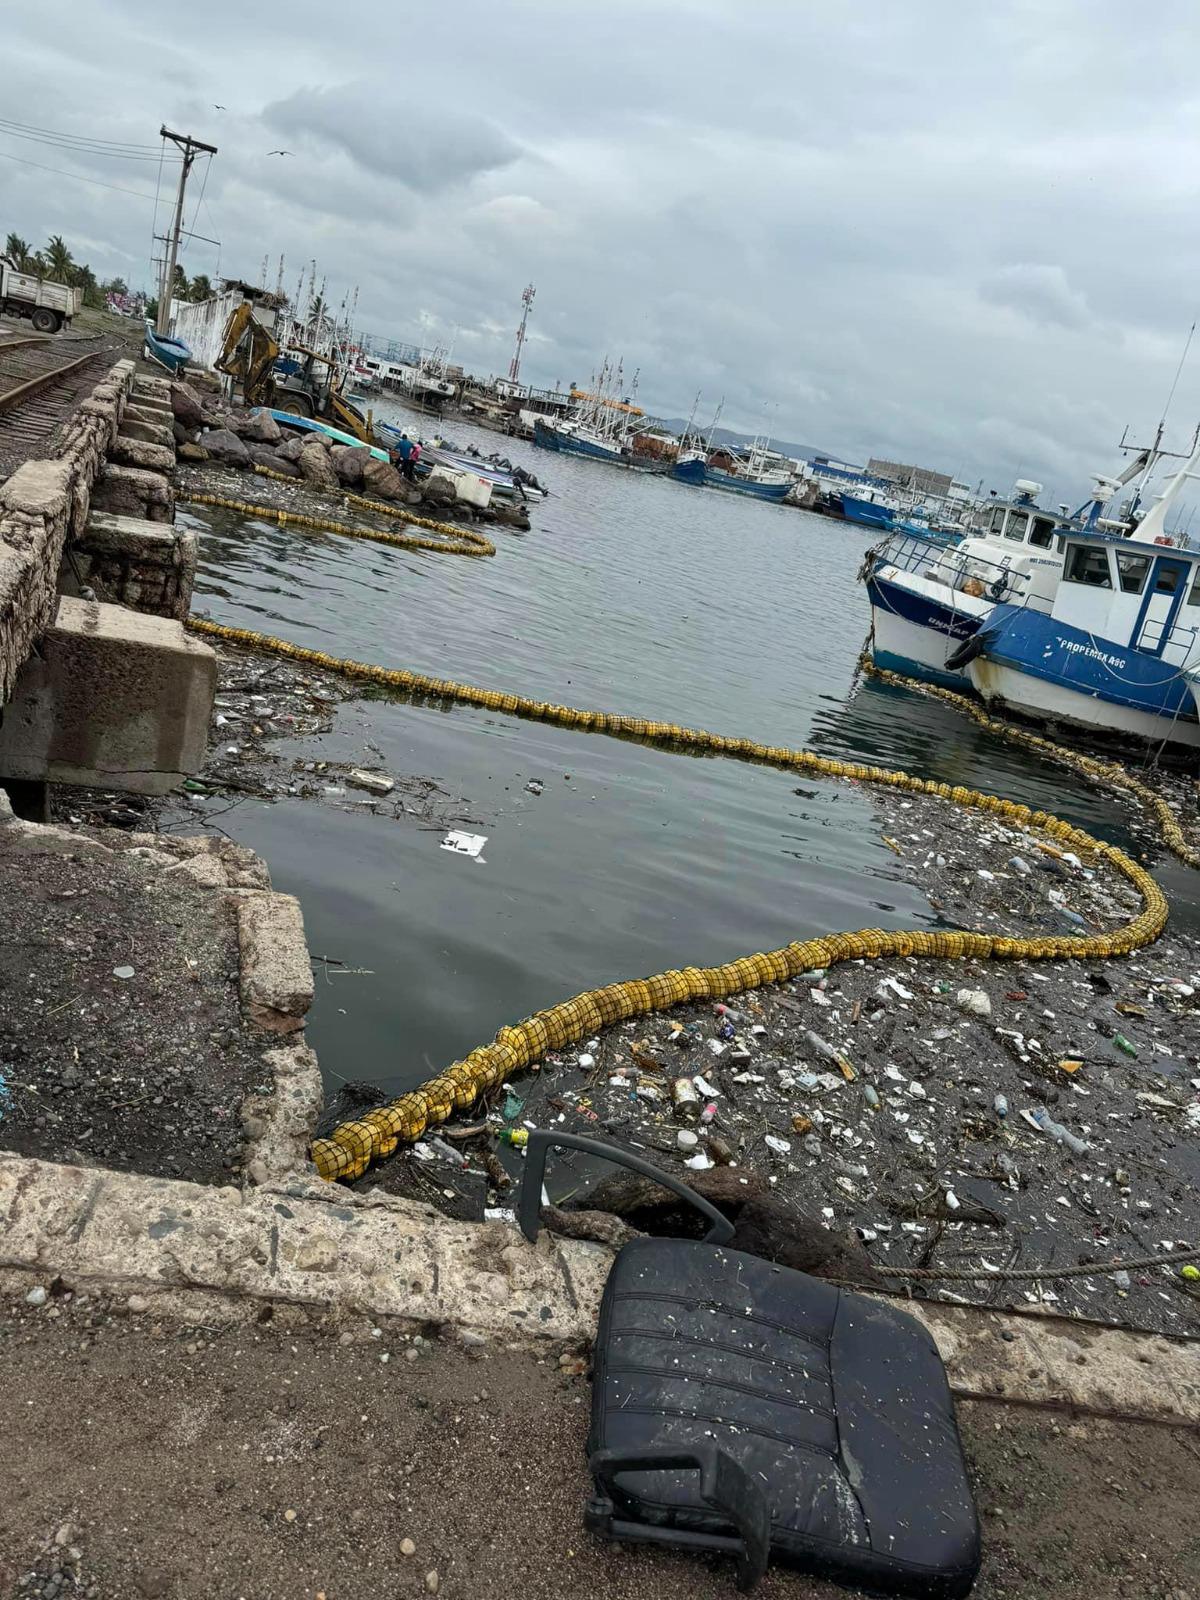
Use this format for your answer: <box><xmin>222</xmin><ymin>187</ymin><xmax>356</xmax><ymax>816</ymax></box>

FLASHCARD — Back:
<box><xmin>215</xmin><ymin>302</ymin><xmax>374</xmax><ymax>444</ymax></box>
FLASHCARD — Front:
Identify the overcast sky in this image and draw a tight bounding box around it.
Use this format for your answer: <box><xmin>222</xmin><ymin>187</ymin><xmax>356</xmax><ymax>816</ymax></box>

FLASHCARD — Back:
<box><xmin>5</xmin><ymin>0</ymin><xmax>1200</xmax><ymax>507</ymax></box>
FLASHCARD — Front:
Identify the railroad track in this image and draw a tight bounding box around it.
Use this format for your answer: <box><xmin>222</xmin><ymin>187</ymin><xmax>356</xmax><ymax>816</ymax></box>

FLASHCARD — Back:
<box><xmin>0</xmin><ymin>339</ymin><xmax>106</xmax><ymax>459</ymax></box>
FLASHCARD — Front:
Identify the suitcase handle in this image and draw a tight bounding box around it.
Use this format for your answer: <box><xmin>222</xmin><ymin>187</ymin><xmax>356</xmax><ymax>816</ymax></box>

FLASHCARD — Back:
<box><xmin>588</xmin><ymin>1444</ymin><xmax>770</xmax><ymax>1591</ymax></box>
<box><xmin>517</xmin><ymin>1129</ymin><xmax>736</xmax><ymax>1245</ymax></box>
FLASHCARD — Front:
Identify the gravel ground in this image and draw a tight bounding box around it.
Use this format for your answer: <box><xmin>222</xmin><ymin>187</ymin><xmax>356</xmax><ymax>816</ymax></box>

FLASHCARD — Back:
<box><xmin>0</xmin><ymin>829</ymin><xmax>272</xmax><ymax>1183</ymax></box>
<box><xmin>2</xmin><ymin>1289</ymin><xmax>1197</xmax><ymax>1600</ymax></box>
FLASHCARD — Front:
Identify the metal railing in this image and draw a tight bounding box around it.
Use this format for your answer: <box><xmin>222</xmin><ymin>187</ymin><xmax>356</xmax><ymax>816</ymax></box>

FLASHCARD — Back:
<box><xmin>876</xmin><ymin>532</ymin><xmax>1038</xmax><ymax>605</ymax></box>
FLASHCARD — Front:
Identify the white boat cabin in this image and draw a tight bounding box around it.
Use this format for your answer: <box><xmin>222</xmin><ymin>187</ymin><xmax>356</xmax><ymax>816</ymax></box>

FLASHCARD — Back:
<box><xmin>1048</xmin><ymin>530</ymin><xmax>1200</xmax><ymax>669</ymax></box>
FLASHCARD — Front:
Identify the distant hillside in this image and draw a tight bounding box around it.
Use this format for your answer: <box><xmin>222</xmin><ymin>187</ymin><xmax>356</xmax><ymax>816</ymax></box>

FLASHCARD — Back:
<box><xmin>655</xmin><ymin>418</ymin><xmax>832</xmax><ymax>462</ymax></box>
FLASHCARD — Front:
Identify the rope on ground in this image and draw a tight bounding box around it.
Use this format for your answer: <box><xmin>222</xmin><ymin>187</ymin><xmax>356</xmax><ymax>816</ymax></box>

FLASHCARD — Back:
<box><xmin>180</xmin><ymin>484</ymin><xmax>496</xmax><ymax>559</ymax></box>
<box><xmin>182</xmin><ymin>619</ymin><xmax>1180</xmax><ymax>1184</ymax></box>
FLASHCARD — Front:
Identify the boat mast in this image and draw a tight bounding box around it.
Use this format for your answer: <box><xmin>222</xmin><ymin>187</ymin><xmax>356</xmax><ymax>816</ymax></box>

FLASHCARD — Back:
<box><xmin>1130</xmin><ymin>434</ymin><xmax>1200</xmax><ymax>545</ymax></box>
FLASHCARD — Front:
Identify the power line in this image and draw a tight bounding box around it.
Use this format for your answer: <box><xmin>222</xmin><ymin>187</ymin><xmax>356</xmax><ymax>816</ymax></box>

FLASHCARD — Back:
<box><xmin>0</xmin><ymin>147</ymin><xmax>160</xmax><ymax>201</ymax></box>
<box><xmin>0</xmin><ymin>115</ymin><xmax>166</xmax><ymax>151</ymax></box>
<box><xmin>0</xmin><ymin>126</ymin><xmax>180</xmax><ymax>163</ymax></box>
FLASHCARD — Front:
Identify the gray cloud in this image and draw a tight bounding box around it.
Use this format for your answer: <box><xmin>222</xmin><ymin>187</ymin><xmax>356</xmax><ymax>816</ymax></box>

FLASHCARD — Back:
<box><xmin>979</xmin><ymin>264</ymin><xmax>1093</xmax><ymax>330</ymax></box>
<box><xmin>263</xmin><ymin>85</ymin><xmax>523</xmax><ymax>193</ymax></box>
<box><xmin>3</xmin><ymin>0</ymin><xmax>1200</xmax><ymax>510</ymax></box>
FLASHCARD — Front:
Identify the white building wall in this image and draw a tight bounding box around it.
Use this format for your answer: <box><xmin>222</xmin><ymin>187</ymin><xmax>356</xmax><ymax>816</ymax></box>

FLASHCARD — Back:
<box><xmin>170</xmin><ymin>291</ymin><xmax>278</xmax><ymax>372</ymax></box>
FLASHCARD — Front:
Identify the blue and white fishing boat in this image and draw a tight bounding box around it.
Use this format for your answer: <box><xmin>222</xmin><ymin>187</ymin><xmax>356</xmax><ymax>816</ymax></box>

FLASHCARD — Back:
<box><xmin>672</xmin><ymin>453</ymin><xmax>791</xmax><ymax>501</ymax></box>
<box><xmin>533</xmin><ymin>416</ymin><xmax>631</xmax><ymax>462</ymax></box>
<box><xmin>862</xmin><ymin>450</ymin><xmax>1159</xmax><ymax>689</ymax></box>
<box><xmin>671</xmin><ymin>436</ymin><xmax>793</xmax><ymax>502</ymax></box>
<box><xmin>951</xmin><ymin>440</ymin><xmax>1200</xmax><ymax>748</ymax></box>
<box><xmin>841</xmin><ymin>490</ymin><xmax>900</xmax><ymax>530</ymax></box>
<box><xmin>143</xmin><ymin>320</ymin><xmax>191</xmax><ymax>374</ymax></box>
<box><xmin>864</xmin><ymin>481</ymin><xmax>1068</xmax><ymax>687</ymax></box>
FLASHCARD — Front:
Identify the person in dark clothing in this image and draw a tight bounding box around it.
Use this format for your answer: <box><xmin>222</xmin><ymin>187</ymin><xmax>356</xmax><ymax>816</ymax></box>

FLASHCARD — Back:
<box><xmin>394</xmin><ymin>433</ymin><xmax>422</xmax><ymax>483</ymax></box>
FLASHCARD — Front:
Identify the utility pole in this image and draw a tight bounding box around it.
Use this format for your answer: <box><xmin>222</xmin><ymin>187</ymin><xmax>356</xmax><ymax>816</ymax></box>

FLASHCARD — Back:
<box><xmin>508</xmin><ymin>283</ymin><xmax>535</xmax><ymax>384</ymax></box>
<box><xmin>156</xmin><ymin>126</ymin><xmax>218</xmax><ymax>336</ymax></box>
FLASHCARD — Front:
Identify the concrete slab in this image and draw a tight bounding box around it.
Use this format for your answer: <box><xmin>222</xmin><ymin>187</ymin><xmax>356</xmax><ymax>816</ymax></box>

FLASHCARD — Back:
<box><xmin>91</xmin><ymin>462</ymin><xmax>174</xmax><ymax>523</ymax></box>
<box><xmin>0</xmin><ymin>1149</ymin><xmax>1195</xmax><ymax>1424</ymax></box>
<box><xmin>0</xmin><ymin>595</ymin><xmax>215</xmax><ymax>794</ymax></box>
<box><xmin>110</xmin><ymin>437</ymin><xmax>174</xmax><ymax>474</ymax></box>
<box><xmin>118</xmin><ymin>416</ymin><xmax>175</xmax><ymax>450</ymax></box>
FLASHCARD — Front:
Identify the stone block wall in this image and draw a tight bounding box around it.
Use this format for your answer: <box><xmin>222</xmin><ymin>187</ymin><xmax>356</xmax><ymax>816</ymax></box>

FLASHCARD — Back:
<box><xmin>0</xmin><ymin>359</ymin><xmax>135</xmax><ymax>704</ymax></box>
<box><xmin>60</xmin><ymin>512</ymin><xmax>197</xmax><ymax>621</ymax></box>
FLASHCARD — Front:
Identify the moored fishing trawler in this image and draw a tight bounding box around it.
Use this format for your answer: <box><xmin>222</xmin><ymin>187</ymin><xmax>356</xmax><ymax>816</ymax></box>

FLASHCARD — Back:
<box><xmin>952</xmin><ymin>439</ymin><xmax>1200</xmax><ymax>748</ymax></box>
<box><xmin>862</xmin><ymin>445</ymin><xmax>1158</xmax><ymax>688</ymax></box>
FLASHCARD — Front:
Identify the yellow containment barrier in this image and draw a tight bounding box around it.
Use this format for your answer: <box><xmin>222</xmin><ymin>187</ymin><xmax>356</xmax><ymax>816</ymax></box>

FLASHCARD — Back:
<box><xmin>183</xmin><ymin>618</ymin><xmax>1186</xmax><ymax>1184</ymax></box>
<box><xmin>180</xmin><ymin>482</ymin><xmax>496</xmax><ymax>560</ymax></box>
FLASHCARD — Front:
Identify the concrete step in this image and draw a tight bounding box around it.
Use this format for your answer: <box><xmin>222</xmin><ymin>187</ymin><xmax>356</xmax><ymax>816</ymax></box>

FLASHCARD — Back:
<box><xmin>61</xmin><ymin>510</ymin><xmax>196</xmax><ymax>619</ymax></box>
<box><xmin>0</xmin><ymin>595</ymin><xmax>215</xmax><ymax>794</ymax></box>
<box><xmin>91</xmin><ymin>463</ymin><xmax>174</xmax><ymax>523</ymax></box>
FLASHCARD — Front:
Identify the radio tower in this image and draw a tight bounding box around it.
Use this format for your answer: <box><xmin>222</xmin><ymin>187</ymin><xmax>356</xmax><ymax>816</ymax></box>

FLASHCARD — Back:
<box><xmin>507</xmin><ymin>283</ymin><xmax>535</xmax><ymax>384</ymax></box>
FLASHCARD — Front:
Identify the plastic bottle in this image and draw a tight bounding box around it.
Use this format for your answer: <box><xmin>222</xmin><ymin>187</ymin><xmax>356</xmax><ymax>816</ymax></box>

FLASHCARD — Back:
<box><xmin>1113</xmin><ymin>1034</ymin><xmax>1138</xmax><ymax>1058</ymax></box>
<box><xmin>1029</xmin><ymin>1104</ymin><xmax>1089</xmax><ymax>1156</ymax></box>
<box><xmin>699</xmin><ymin>1101</ymin><xmax>718</xmax><ymax>1125</ymax></box>
<box><xmin>994</xmin><ymin>1093</ymin><xmax>1008</xmax><ymax>1119</ymax></box>
<box><xmin>499</xmin><ymin>1127</ymin><xmax>529</xmax><ymax>1148</ymax></box>
<box><xmin>672</xmin><ymin>1077</ymin><xmax>700</xmax><ymax>1122</ymax></box>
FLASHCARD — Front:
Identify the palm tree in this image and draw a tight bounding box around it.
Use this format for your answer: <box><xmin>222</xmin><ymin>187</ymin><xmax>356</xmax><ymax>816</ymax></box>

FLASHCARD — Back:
<box><xmin>73</xmin><ymin>262</ymin><xmax>102</xmax><ymax>308</ymax></box>
<box><xmin>188</xmin><ymin>273</ymin><xmax>213</xmax><ymax>303</ymax></box>
<box><xmin>171</xmin><ymin>263</ymin><xmax>189</xmax><ymax>301</ymax></box>
<box><xmin>4</xmin><ymin>232</ymin><xmax>32</xmax><ymax>270</ymax></box>
<box><xmin>44</xmin><ymin>234</ymin><xmax>75</xmax><ymax>284</ymax></box>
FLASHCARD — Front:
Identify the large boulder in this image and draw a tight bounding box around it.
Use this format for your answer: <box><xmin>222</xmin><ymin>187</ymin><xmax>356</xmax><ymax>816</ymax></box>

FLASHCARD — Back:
<box><xmin>331</xmin><ymin>446</ymin><xmax>372</xmax><ymax>488</ymax></box>
<box><xmin>203</xmin><ymin>427</ymin><xmax>250</xmax><ymax>467</ymax></box>
<box><xmin>248</xmin><ymin>445</ymin><xmax>285</xmax><ymax>471</ymax></box>
<box><xmin>361</xmin><ymin>457</ymin><xmax>407</xmax><ymax>502</ymax></box>
<box><xmin>170</xmin><ymin>382</ymin><xmax>206</xmax><ymax>429</ymax></box>
<box><xmin>297</xmin><ymin>439</ymin><xmax>338</xmax><ymax>489</ymax></box>
<box><xmin>267</xmin><ymin>454</ymin><xmax>302</xmax><ymax>479</ymax></box>
<box><xmin>276</xmin><ymin>435</ymin><xmax>306</xmax><ymax>464</ymax></box>
<box><xmin>421</xmin><ymin>475</ymin><xmax>457</xmax><ymax>507</ymax></box>
<box><xmin>177</xmin><ymin>441</ymin><xmax>209</xmax><ymax>463</ymax></box>
<box><xmin>234</xmin><ymin>408</ymin><xmax>283</xmax><ymax>446</ymax></box>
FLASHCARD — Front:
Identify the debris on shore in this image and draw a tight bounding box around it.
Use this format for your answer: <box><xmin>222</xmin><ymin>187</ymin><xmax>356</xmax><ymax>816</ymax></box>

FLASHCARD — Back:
<box><xmin>349</xmin><ymin>779</ymin><xmax>1200</xmax><ymax>1336</ymax></box>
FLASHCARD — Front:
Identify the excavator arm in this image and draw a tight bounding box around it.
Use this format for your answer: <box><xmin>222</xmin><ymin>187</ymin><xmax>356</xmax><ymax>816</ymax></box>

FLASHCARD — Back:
<box><xmin>215</xmin><ymin>302</ymin><xmax>280</xmax><ymax>407</ymax></box>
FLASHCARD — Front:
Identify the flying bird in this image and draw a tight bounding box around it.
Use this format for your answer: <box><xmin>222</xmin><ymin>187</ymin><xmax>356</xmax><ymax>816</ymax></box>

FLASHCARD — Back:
<box><xmin>214</xmin><ymin>104</ymin><xmax>227</xmax><ymax>111</ymax></box>
<box><xmin>267</xmin><ymin>149</ymin><xmax>294</xmax><ymax>157</ymax></box>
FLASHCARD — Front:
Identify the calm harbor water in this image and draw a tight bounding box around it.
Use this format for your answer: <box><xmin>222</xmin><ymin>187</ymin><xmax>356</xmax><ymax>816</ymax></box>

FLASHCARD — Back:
<box><xmin>176</xmin><ymin>403</ymin><xmax>1198</xmax><ymax>1097</ymax></box>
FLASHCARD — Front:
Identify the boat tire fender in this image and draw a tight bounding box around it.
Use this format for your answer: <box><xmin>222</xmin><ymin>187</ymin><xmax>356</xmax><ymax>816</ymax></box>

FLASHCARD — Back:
<box><xmin>945</xmin><ymin>633</ymin><xmax>987</xmax><ymax>672</ymax></box>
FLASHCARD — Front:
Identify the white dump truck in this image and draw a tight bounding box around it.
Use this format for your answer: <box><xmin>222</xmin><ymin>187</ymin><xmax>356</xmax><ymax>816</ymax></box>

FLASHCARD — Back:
<box><xmin>0</xmin><ymin>257</ymin><xmax>82</xmax><ymax>333</ymax></box>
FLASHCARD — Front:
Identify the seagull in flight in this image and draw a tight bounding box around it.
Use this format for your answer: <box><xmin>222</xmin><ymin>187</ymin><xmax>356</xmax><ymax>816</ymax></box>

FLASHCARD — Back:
<box><xmin>214</xmin><ymin>104</ymin><xmax>227</xmax><ymax>110</ymax></box>
<box><xmin>267</xmin><ymin>149</ymin><xmax>295</xmax><ymax>157</ymax></box>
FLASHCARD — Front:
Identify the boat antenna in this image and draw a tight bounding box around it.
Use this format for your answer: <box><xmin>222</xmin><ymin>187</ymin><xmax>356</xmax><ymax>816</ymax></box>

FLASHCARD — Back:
<box><xmin>705</xmin><ymin>396</ymin><xmax>724</xmax><ymax>453</ymax></box>
<box><xmin>1161</xmin><ymin>320</ymin><xmax>1195</xmax><ymax>431</ymax></box>
<box><xmin>508</xmin><ymin>283</ymin><xmax>535</xmax><ymax>385</ymax></box>
<box><xmin>683</xmin><ymin>389</ymin><xmax>701</xmax><ymax>448</ymax></box>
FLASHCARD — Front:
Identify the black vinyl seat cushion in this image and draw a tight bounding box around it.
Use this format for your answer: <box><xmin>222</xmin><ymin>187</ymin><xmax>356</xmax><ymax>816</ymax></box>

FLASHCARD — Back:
<box><xmin>590</xmin><ymin>1237</ymin><xmax>981</xmax><ymax>1597</ymax></box>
